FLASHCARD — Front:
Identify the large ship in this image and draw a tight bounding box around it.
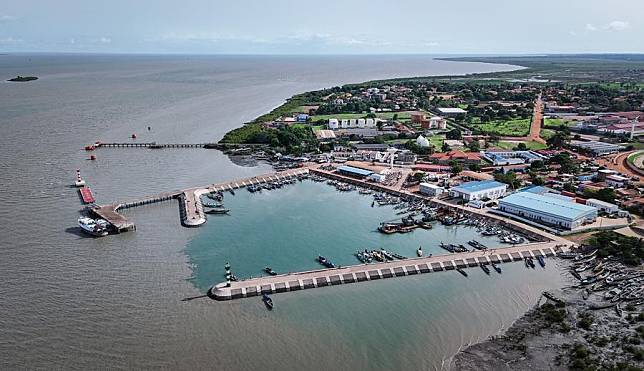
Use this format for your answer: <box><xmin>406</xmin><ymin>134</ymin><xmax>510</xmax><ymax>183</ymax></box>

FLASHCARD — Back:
<box><xmin>78</xmin><ymin>217</ymin><xmax>109</xmax><ymax>237</ymax></box>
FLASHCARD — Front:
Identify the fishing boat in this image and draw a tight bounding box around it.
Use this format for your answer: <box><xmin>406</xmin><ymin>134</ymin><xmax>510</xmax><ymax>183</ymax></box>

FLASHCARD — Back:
<box><xmin>390</xmin><ymin>252</ymin><xmax>407</xmax><ymax>260</ymax></box>
<box><xmin>570</xmin><ymin>269</ymin><xmax>582</xmax><ymax>280</ymax></box>
<box><xmin>262</xmin><ymin>293</ymin><xmax>274</xmax><ymax>310</ymax></box>
<box><xmin>229</xmin><ymin>189</ymin><xmax>236</xmax><ymax>195</ymax></box>
<box><xmin>525</xmin><ymin>257</ymin><xmax>535</xmax><ymax>269</ymax></box>
<box><xmin>203</xmin><ymin>202</ymin><xmax>224</xmax><ymax>208</ymax></box>
<box><xmin>78</xmin><ymin>217</ymin><xmax>109</xmax><ymax>237</ymax></box>
<box><xmin>457</xmin><ymin>268</ymin><xmax>468</xmax><ymax>277</ymax></box>
<box><xmin>205</xmin><ymin>208</ymin><xmax>230</xmax><ymax>215</ymax></box>
<box><xmin>491</xmin><ymin>263</ymin><xmax>502</xmax><ymax>274</ymax></box>
<box><xmin>380</xmin><ymin>249</ymin><xmax>395</xmax><ymax>261</ymax></box>
<box><xmin>317</xmin><ymin>255</ymin><xmax>335</xmax><ymax>268</ymax></box>
<box><xmin>264</xmin><ymin>267</ymin><xmax>277</xmax><ymax>276</ymax></box>
<box><xmin>416</xmin><ymin>246</ymin><xmax>423</xmax><ymax>257</ymax></box>
<box><xmin>480</xmin><ymin>263</ymin><xmax>491</xmax><ymax>275</ymax></box>
<box><xmin>537</xmin><ymin>255</ymin><xmax>546</xmax><ymax>268</ymax></box>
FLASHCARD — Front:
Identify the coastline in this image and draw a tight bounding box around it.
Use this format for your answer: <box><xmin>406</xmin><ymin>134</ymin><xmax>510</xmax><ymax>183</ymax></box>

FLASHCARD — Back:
<box><xmin>453</xmin><ymin>261</ymin><xmax>644</xmax><ymax>370</ymax></box>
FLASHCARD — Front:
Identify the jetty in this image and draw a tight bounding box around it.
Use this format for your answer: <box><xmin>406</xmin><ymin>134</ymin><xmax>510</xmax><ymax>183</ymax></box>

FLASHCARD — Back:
<box><xmin>209</xmin><ymin>242</ymin><xmax>571</xmax><ymax>300</ymax></box>
<box><xmin>90</xmin><ymin>167</ymin><xmax>309</xmax><ymax>231</ymax></box>
<box><xmin>94</xmin><ymin>142</ymin><xmax>211</xmax><ymax>149</ymax></box>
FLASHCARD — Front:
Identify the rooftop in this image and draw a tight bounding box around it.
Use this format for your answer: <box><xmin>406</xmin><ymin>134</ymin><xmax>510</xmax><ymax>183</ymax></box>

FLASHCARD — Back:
<box><xmin>437</xmin><ymin>107</ymin><xmax>467</xmax><ymax>114</ymax></box>
<box><xmin>451</xmin><ymin>180</ymin><xmax>507</xmax><ymax>194</ymax></box>
<box><xmin>500</xmin><ymin>192</ymin><xmax>597</xmax><ymax>221</ymax></box>
<box><xmin>337</xmin><ymin>165</ymin><xmax>373</xmax><ymax>177</ymax></box>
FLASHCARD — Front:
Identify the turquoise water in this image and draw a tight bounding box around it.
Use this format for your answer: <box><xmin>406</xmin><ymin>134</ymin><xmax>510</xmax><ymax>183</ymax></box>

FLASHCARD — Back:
<box><xmin>186</xmin><ymin>180</ymin><xmax>504</xmax><ymax>289</ymax></box>
<box><xmin>184</xmin><ymin>180</ymin><xmax>567</xmax><ymax>370</ymax></box>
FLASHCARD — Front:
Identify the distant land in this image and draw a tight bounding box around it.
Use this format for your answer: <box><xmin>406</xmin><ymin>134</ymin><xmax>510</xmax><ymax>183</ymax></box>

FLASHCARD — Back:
<box><xmin>7</xmin><ymin>76</ymin><xmax>38</xmax><ymax>82</ymax></box>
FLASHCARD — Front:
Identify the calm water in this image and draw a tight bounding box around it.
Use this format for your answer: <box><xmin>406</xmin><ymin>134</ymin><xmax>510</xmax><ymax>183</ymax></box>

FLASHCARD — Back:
<box><xmin>0</xmin><ymin>54</ymin><xmax>565</xmax><ymax>370</ymax></box>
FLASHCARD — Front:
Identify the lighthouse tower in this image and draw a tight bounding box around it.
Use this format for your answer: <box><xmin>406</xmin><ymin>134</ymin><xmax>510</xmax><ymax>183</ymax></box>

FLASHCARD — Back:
<box><xmin>74</xmin><ymin>169</ymin><xmax>86</xmax><ymax>187</ymax></box>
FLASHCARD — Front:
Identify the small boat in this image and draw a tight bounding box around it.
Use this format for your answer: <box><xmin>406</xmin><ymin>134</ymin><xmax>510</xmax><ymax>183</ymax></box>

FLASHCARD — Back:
<box><xmin>480</xmin><ymin>263</ymin><xmax>490</xmax><ymax>275</ymax></box>
<box><xmin>537</xmin><ymin>255</ymin><xmax>546</xmax><ymax>268</ymax></box>
<box><xmin>264</xmin><ymin>267</ymin><xmax>277</xmax><ymax>276</ymax></box>
<box><xmin>416</xmin><ymin>247</ymin><xmax>423</xmax><ymax>257</ymax></box>
<box><xmin>615</xmin><ymin>303</ymin><xmax>623</xmax><ymax>317</ymax></box>
<box><xmin>229</xmin><ymin>189</ymin><xmax>236</xmax><ymax>195</ymax></box>
<box><xmin>570</xmin><ymin>269</ymin><xmax>582</xmax><ymax>280</ymax></box>
<box><xmin>262</xmin><ymin>293</ymin><xmax>274</xmax><ymax>310</ymax></box>
<box><xmin>317</xmin><ymin>255</ymin><xmax>335</xmax><ymax>268</ymax></box>
<box><xmin>457</xmin><ymin>268</ymin><xmax>468</xmax><ymax>277</ymax></box>
<box><xmin>78</xmin><ymin>217</ymin><xmax>109</xmax><ymax>237</ymax></box>
<box><xmin>205</xmin><ymin>208</ymin><xmax>230</xmax><ymax>214</ymax></box>
<box><xmin>491</xmin><ymin>263</ymin><xmax>502</xmax><ymax>274</ymax></box>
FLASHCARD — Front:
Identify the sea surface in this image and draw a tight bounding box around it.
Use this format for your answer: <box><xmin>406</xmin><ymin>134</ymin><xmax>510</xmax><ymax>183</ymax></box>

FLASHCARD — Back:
<box><xmin>0</xmin><ymin>54</ymin><xmax>566</xmax><ymax>370</ymax></box>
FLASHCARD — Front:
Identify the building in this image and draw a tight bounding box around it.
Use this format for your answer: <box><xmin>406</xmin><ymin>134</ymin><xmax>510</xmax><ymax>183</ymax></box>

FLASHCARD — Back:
<box><xmin>328</xmin><ymin>119</ymin><xmax>339</xmax><ymax>129</ymax></box>
<box><xmin>419</xmin><ymin>183</ymin><xmax>445</xmax><ymax>197</ymax></box>
<box><xmin>427</xmin><ymin>116</ymin><xmax>447</xmax><ymax>130</ymax></box>
<box><xmin>437</xmin><ymin>107</ymin><xmax>467</xmax><ymax>117</ymax></box>
<box><xmin>570</xmin><ymin>140</ymin><xmax>626</xmax><ymax>156</ymax></box>
<box><xmin>368</xmin><ymin>173</ymin><xmax>386</xmax><ymax>183</ymax></box>
<box><xmin>353</xmin><ymin>143</ymin><xmax>390</xmax><ymax>151</ymax></box>
<box><xmin>411</xmin><ymin>112</ymin><xmax>447</xmax><ymax>129</ymax></box>
<box><xmin>336</xmin><ymin>165</ymin><xmax>373</xmax><ymax>178</ymax></box>
<box><xmin>429</xmin><ymin>150</ymin><xmax>481</xmax><ymax>165</ymax></box>
<box><xmin>449</xmin><ymin>180</ymin><xmax>507</xmax><ymax>201</ymax></box>
<box><xmin>296</xmin><ymin>113</ymin><xmax>309</xmax><ymax>122</ymax></box>
<box><xmin>499</xmin><ymin>192</ymin><xmax>597</xmax><ymax>230</ymax></box>
<box><xmin>606</xmin><ymin>174</ymin><xmax>630</xmax><ymax>188</ymax></box>
<box><xmin>482</xmin><ymin>150</ymin><xmax>546</xmax><ymax>166</ymax></box>
<box><xmin>315</xmin><ymin>130</ymin><xmax>336</xmax><ymax>140</ymax></box>
<box><xmin>586</xmin><ymin>198</ymin><xmax>619</xmax><ymax>214</ymax></box>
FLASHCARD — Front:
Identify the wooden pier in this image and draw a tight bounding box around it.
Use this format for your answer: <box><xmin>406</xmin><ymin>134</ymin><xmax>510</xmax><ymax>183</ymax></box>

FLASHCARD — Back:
<box><xmin>95</xmin><ymin>142</ymin><xmax>211</xmax><ymax>149</ymax></box>
<box><xmin>210</xmin><ymin>241</ymin><xmax>572</xmax><ymax>300</ymax></box>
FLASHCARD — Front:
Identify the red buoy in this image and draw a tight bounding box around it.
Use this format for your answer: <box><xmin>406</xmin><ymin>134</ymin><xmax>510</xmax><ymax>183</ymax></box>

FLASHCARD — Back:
<box><xmin>131</xmin><ymin>133</ymin><xmax>137</xmax><ymax>139</ymax></box>
<box><xmin>90</xmin><ymin>155</ymin><xmax>97</xmax><ymax>161</ymax></box>
<box><xmin>84</xmin><ymin>145</ymin><xmax>95</xmax><ymax>151</ymax></box>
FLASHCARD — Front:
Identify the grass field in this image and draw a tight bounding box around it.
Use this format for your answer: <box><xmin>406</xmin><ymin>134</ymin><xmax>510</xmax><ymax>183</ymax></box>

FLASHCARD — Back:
<box><xmin>477</xmin><ymin>119</ymin><xmax>530</xmax><ymax>137</ymax></box>
<box><xmin>309</xmin><ymin>111</ymin><xmax>414</xmax><ymax>122</ymax></box>
<box><xmin>544</xmin><ymin>118</ymin><xmax>574</xmax><ymax>128</ymax></box>
<box><xmin>628</xmin><ymin>151</ymin><xmax>644</xmax><ymax>169</ymax></box>
<box><xmin>493</xmin><ymin>140</ymin><xmax>548</xmax><ymax>150</ymax></box>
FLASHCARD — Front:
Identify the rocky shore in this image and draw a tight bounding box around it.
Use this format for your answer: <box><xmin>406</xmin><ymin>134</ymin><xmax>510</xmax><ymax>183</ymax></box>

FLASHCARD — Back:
<box><xmin>454</xmin><ymin>260</ymin><xmax>644</xmax><ymax>370</ymax></box>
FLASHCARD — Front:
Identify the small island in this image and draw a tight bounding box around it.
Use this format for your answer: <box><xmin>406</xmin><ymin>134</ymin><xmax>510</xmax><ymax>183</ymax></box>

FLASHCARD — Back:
<box><xmin>7</xmin><ymin>75</ymin><xmax>38</xmax><ymax>82</ymax></box>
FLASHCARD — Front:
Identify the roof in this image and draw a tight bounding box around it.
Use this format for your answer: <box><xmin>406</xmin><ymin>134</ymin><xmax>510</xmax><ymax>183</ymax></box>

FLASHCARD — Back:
<box><xmin>437</xmin><ymin>107</ymin><xmax>467</xmax><ymax>114</ymax></box>
<box><xmin>337</xmin><ymin>165</ymin><xmax>373</xmax><ymax>176</ymax></box>
<box><xmin>451</xmin><ymin>180</ymin><xmax>507</xmax><ymax>194</ymax></box>
<box><xmin>500</xmin><ymin>192</ymin><xmax>597</xmax><ymax>221</ymax></box>
<box><xmin>586</xmin><ymin>198</ymin><xmax>618</xmax><ymax>208</ymax></box>
<box><xmin>420</xmin><ymin>183</ymin><xmax>443</xmax><ymax>189</ymax></box>
<box><xmin>430</xmin><ymin>150</ymin><xmax>481</xmax><ymax>161</ymax></box>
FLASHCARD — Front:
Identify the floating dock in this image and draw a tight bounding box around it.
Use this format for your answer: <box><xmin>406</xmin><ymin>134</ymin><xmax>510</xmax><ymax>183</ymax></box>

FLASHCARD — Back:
<box><xmin>79</xmin><ymin>187</ymin><xmax>95</xmax><ymax>204</ymax></box>
<box><xmin>210</xmin><ymin>242</ymin><xmax>571</xmax><ymax>300</ymax></box>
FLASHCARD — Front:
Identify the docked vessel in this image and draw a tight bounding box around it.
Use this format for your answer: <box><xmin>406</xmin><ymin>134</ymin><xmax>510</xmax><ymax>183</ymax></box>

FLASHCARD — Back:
<box><xmin>317</xmin><ymin>255</ymin><xmax>335</xmax><ymax>268</ymax></box>
<box><xmin>262</xmin><ymin>293</ymin><xmax>274</xmax><ymax>310</ymax></box>
<box><xmin>457</xmin><ymin>268</ymin><xmax>468</xmax><ymax>277</ymax></box>
<box><xmin>205</xmin><ymin>208</ymin><xmax>230</xmax><ymax>215</ymax></box>
<box><xmin>416</xmin><ymin>246</ymin><xmax>423</xmax><ymax>257</ymax></box>
<box><xmin>264</xmin><ymin>267</ymin><xmax>278</xmax><ymax>276</ymax></box>
<box><xmin>77</xmin><ymin>217</ymin><xmax>109</xmax><ymax>237</ymax></box>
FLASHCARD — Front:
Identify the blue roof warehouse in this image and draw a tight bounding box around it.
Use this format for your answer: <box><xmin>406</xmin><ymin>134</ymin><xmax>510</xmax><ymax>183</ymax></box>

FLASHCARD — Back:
<box><xmin>498</xmin><ymin>192</ymin><xmax>597</xmax><ymax>230</ymax></box>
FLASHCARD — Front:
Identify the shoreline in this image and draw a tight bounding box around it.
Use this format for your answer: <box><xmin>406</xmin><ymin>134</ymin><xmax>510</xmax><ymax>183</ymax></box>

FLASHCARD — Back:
<box><xmin>453</xmin><ymin>259</ymin><xmax>644</xmax><ymax>370</ymax></box>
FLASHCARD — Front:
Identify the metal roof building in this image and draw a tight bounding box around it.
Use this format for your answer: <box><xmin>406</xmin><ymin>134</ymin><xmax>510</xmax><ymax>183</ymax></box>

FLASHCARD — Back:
<box><xmin>449</xmin><ymin>180</ymin><xmax>507</xmax><ymax>201</ymax></box>
<box><xmin>499</xmin><ymin>192</ymin><xmax>597</xmax><ymax>230</ymax></box>
<box><xmin>336</xmin><ymin>165</ymin><xmax>373</xmax><ymax>178</ymax></box>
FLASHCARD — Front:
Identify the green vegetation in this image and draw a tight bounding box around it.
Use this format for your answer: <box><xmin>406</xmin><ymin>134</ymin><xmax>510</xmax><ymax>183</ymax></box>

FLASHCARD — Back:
<box><xmin>586</xmin><ymin>231</ymin><xmax>644</xmax><ymax>266</ymax></box>
<box><xmin>627</xmin><ymin>151</ymin><xmax>644</xmax><ymax>170</ymax></box>
<box><xmin>493</xmin><ymin>140</ymin><xmax>547</xmax><ymax>150</ymax></box>
<box><xmin>477</xmin><ymin>119</ymin><xmax>530</xmax><ymax>137</ymax></box>
<box><xmin>583</xmin><ymin>187</ymin><xmax>616</xmax><ymax>204</ymax></box>
<box><xmin>544</xmin><ymin>118</ymin><xmax>573</xmax><ymax>128</ymax></box>
<box><xmin>220</xmin><ymin>124</ymin><xmax>316</xmax><ymax>154</ymax></box>
<box><xmin>494</xmin><ymin>172</ymin><xmax>522</xmax><ymax>190</ymax></box>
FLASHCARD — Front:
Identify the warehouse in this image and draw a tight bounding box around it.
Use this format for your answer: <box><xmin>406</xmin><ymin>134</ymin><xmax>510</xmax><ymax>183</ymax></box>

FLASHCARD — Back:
<box><xmin>419</xmin><ymin>183</ymin><xmax>445</xmax><ymax>197</ymax></box>
<box><xmin>499</xmin><ymin>192</ymin><xmax>597</xmax><ymax>230</ymax></box>
<box><xmin>336</xmin><ymin>165</ymin><xmax>373</xmax><ymax>178</ymax></box>
<box><xmin>449</xmin><ymin>180</ymin><xmax>507</xmax><ymax>201</ymax></box>
<box><xmin>586</xmin><ymin>198</ymin><xmax>619</xmax><ymax>214</ymax></box>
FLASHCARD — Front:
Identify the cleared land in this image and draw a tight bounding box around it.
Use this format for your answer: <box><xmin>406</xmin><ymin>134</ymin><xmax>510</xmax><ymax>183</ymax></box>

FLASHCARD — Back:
<box><xmin>477</xmin><ymin>119</ymin><xmax>531</xmax><ymax>137</ymax></box>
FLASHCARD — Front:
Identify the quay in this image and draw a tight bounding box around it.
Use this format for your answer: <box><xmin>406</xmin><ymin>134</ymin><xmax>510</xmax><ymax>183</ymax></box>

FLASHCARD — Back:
<box><xmin>209</xmin><ymin>241</ymin><xmax>571</xmax><ymax>300</ymax></box>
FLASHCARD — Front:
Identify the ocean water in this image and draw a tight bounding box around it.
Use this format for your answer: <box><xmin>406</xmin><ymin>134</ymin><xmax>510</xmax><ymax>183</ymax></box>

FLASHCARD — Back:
<box><xmin>0</xmin><ymin>54</ymin><xmax>566</xmax><ymax>370</ymax></box>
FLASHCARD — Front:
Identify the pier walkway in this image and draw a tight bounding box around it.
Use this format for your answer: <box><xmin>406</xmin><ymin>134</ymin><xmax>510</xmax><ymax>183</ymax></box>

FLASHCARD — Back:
<box><xmin>91</xmin><ymin>167</ymin><xmax>310</xmax><ymax>231</ymax></box>
<box><xmin>210</xmin><ymin>241</ymin><xmax>571</xmax><ymax>300</ymax></box>
<box><xmin>95</xmin><ymin>142</ymin><xmax>210</xmax><ymax>149</ymax></box>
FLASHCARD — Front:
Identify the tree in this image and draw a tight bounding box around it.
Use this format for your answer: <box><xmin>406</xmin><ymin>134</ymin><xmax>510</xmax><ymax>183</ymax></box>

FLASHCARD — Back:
<box><xmin>494</xmin><ymin>171</ymin><xmax>522</xmax><ymax>190</ymax></box>
<box><xmin>585</xmin><ymin>188</ymin><xmax>616</xmax><ymax>203</ymax></box>
<box><xmin>441</xmin><ymin>142</ymin><xmax>451</xmax><ymax>153</ymax></box>
<box><xmin>446</xmin><ymin>129</ymin><xmax>462</xmax><ymax>140</ymax></box>
<box><xmin>514</xmin><ymin>142</ymin><xmax>528</xmax><ymax>151</ymax></box>
<box><xmin>392</xmin><ymin>113</ymin><xmax>398</xmax><ymax>121</ymax></box>
<box><xmin>530</xmin><ymin>160</ymin><xmax>544</xmax><ymax>170</ymax></box>
<box><xmin>469</xmin><ymin>163</ymin><xmax>481</xmax><ymax>172</ymax></box>
<box><xmin>468</xmin><ymin>140</ymin><xmax>480</xmax><ymax>152</ymax></box>
<box><xmin>450</xmin><ymin>161</ymin><xmax>463</xmax><ymax>174</ymax></box>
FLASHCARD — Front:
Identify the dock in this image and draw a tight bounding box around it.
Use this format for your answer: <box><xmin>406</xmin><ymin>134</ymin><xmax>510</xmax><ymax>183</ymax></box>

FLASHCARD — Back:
<box><xmin>94</xmin><ymin>142</ymin><xmax>211</xmax><ymax>149</ymax></box>
<box><xmin>91</xmin><ymin>168</ymin><xmax>310</xmax><ymax>231</ymax></box>
<box><xmin>79</xmin><ymin>187</ymin><xmax>95</xmax><ymax>204</ymax></box>
<box><xmin>210</xmin><ymin>242</ymin><xmax>571</xmax><ymax>300</ymax></box>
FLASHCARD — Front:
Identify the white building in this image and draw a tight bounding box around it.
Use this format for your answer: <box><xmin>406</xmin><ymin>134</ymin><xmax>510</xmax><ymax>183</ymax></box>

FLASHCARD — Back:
<box><xmin>419</xmin><ymin>183</ymin><xmax>445</xmax><ymax>197</ymax></box>
<box><xmin>369</xmin><ymin>173</ymin><xmax>386</xmax><ymax>183</ymax></box>
<box><xmin>416</xmin><ymin>135</ymin><xmax>430</xmax><ymax>148</ymax></box>
<box><xmin>366</xmin><ymin>118</ymin><xmax>376</xmax><ymax>128</ymax></box>
<box><xmin>499</xmin><ymin>192</ymin><xmax>597</xmax><ymax>230</ymax></box>
<box><xmin>328</xmin><ymin>119</ymin><xmax>339</xmax><ymax>129</ymax></box>
<box><xmin>606</xmin><ymin>174</ymin><xmax>630</xmax><ymax>188</ymax></box>
<box><xmin>586</xmin><ymin>198</ymin><xmax>619</xmax><ymax>214</ymax></box>
<box><xmin>357</xmin><ymin>118</ymin><xmax>366</xmax><ymax>128</ymax></box>
<box><xmin>341</xmin><ymin>119</ymin><xmax>349</xmax><ymax>128</ymax></box>
<box><xmin>429</xmin><ymin>116</ymin><xmax>447</xmax><ymax>129</ymax></box>
<box><xmin>449</xmin><ymin>180</ymin><xmax>508</xmax><ymax>201</ymax></box>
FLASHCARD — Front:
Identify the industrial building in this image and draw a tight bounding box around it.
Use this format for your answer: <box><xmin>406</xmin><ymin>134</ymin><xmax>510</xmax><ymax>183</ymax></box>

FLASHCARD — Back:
<box><xmin>449</xmin><ymin>180</ymin><xmax>507</xmax><ymax>201</ymax></box>
<box><xmin>570</xmin><ymin>140</ymin><xmax>626</xmax><ymax>155</ymax></box>
<box><xmin>499</xmin><ymin>192</ymin><xmax>597</xmax><ymax>230</ymax></box>
<box><xmin>336</xmin><ymin>165</ymin><xmax>373</xmax><ymax>178</ymax></box>
<box><xmin>482</xmin><ymin>150</ymin><xmax>547</xmax><ymax>166</ymax></box>
<box><xmin>586</xmin><ymin>198</ymin><xmax>619</xmax><ymax>214</ymax></box>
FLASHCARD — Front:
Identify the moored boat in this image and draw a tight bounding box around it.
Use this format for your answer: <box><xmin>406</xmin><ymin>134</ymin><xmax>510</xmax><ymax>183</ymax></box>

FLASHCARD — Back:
<box><xmin>457</xmin><ymin>268</ymin><xmax>468</xmax><ymax>277</ymax></box>
<box><xmin>205</xmin><ymin>208</ymin><xmax>230</xmax><ymax>215</ymax></box>
<box><xmin>264</xmin><ymin>267</ymin><xmax>277</xmax><ymax>276</ymax></box>
<box><xmin>480</xmin><ymin>263</ymin><xmax>491</xmax><ymax>275</ymax></box>
<box><xmin>416</xmin><ymin>246</ymin><xmax>423</xmax><ymax>257</ymax></box>
<box><xmin>317</xmin><ymin>255</ymin><xmax>335</xmax><ymax>268</ymax></box>
<box><xmin>262</xmin><ymin>293</ymin><xmax>274</xmax><ymax>310</ymax></box>
<box><xmin>491</xmin><ymin>263</ymin><xmax>502</xmax><ymax>274</ymax></box>
<box><xmin>78</xmin><ymin>217</ymin><xmax>109</xmax><ymax>237</ymax></box>
<box><xmin>537</xmin><ymin>255</ymin><xmax>546</xmax><ymax>268</ymax></box>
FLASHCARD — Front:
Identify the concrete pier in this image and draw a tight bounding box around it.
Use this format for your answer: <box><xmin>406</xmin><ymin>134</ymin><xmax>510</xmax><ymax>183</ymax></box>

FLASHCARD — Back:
<box><xmin>210</xmin><ymin>242</ymin><xmax>571</xmax><ymax>300</ymax></box>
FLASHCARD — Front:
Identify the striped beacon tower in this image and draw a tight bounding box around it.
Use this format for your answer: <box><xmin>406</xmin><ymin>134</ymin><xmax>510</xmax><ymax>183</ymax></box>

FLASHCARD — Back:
<box><xmin>75</xmin><ymin>169</ymin><xmax>86</xmax><ymax>187</ymax></box>
<box><xmin>224</xmin><ymin>262</ymin><xmax>231</xmax><ymax>287</ymax></box>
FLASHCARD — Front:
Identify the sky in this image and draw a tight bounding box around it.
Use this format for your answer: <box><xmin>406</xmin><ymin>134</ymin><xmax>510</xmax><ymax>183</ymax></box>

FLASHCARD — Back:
<box><xmin>0</xmin><ymin>0</ymin><xmax>642</xmax><ymax>54</ymax></box>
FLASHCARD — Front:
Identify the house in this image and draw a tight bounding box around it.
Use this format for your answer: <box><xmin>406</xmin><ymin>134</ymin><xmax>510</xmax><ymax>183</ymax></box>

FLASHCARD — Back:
<box><xmin>429</xmin><ymin>150</ymin><xmax>481</xmax><ymax>165</ymax></box>
<box><xmin>606</xmin><ymin>174</ymin><xmax>630</xmax><ymax>188</ymax></box>
<box><xmin>419</xmin><ymin>183</ymin><xmax>445</xmax><ymax>197</ymax></box>
<box><xmin>296</xmin><ymin>114</ymin><xmax>309</xmax><ymax>122</ymax></box>
<box><xmin>437</xmin><ymin>107</ymin><xmax>467</xmax><ymax>117</ymax></box>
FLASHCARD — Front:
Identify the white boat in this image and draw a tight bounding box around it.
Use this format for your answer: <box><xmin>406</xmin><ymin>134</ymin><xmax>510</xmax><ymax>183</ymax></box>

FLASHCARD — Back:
<box><xmin>78</xmin><ymin>217</ymin><xmax>109</xmax><ymax>237</ymax></box>
<box><xmin>416</xmin><ymin>247</ymin><xmax>423</xmax><ymax>257</ymax></box>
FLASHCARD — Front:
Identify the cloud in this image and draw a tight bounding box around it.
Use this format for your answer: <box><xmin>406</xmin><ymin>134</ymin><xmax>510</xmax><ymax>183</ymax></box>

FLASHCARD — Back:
<box><xmin>424</xmin><ymin>41</ymin><xmax>440</xmax><ymax>47</ymax></box>
<box><xmin>98</xmin><ymin>37</ymin><xmax>111</xmax><ymax>44</ymax></box>
<box><xmin>0</xmin><ymin>36</ymin><xmax>22</xmax><ymax>44</ymax></box>
<box><xmin>585</xmin><ymin>23</ymin><xmax>597</xmax><ymax>31</ymax></box>
<box><xmin>0</xmin><ymin>15</ymin><xmax>17</xmax><ymax>22</ymax></box>
<box><xmin>604</xmin><ymin>20</ymin><xmax>629</xmax><ymax>31</ymax></box>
